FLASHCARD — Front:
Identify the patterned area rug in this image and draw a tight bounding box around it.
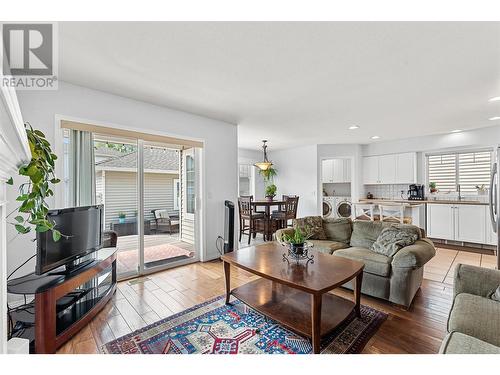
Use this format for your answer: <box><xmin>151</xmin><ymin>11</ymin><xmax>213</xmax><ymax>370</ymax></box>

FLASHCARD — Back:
<box><xmin>102</xmin><ymin>295</ymin><xmax>387</xmax><ymax>354</ymax></box>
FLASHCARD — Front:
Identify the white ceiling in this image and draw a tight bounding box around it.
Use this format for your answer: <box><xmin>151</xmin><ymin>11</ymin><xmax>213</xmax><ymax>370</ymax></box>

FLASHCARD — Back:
<box><xmin>58</xmin><ymin>22</ymin><xmax>500</xmax><ymax>150</ymax></box>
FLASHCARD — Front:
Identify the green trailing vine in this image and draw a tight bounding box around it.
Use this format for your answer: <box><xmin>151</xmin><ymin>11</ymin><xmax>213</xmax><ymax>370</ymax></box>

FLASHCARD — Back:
<box><xmin>7</xmin><ymin>123</ymin><xmax>62</xmax><ymax>241</ymax></box>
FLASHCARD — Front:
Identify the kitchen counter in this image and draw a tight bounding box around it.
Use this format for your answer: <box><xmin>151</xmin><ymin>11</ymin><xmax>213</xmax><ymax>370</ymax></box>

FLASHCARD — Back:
<box><xmin>359</xmin><ymin>198</ymin><xmax>489</xmax><ymax>206</ymax></box>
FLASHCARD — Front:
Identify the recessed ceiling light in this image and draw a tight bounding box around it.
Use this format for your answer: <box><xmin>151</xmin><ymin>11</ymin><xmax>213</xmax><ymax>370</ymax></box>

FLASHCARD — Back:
<box><xmin>370</xmin><ymin>135</ymin><xmax>380</xmax><ymax>140</ymax></box>
<box><xmin>348</xmin><ymin>125</ymin><xmax>360</xmax><ymax>130</ymax></box>
<box><xmin>489</xmin><ymin>116</ymin><xmax>500</xmax><ymax>121</ymax></box>
<box><xmin>450</xmin><ymin>129</ymin><xmax>462</xmax><ymax>133</ymax></box>
<box><xmin>488</xmin><ymin>97</ymin><xmax>500</xmax><ymax>102</ymax></box>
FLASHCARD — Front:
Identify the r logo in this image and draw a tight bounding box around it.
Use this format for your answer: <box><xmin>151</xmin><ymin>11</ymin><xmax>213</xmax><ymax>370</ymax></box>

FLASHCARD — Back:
<box><xmin>2</xmin><ymin>23</ymin><xmax>53</xmax><ymax>76</ymax></box>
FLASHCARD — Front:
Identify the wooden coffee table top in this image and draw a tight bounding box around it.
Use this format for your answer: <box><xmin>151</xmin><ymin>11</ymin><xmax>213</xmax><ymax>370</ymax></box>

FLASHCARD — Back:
<box><xmin>221</xmin><ymin>242</ymin><xmax>364</xmax><ymax>294</ymax></box>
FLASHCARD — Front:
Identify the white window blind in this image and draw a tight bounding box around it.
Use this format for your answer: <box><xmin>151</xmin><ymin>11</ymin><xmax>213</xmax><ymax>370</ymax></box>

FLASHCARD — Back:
<box><xmin>458</xmin><ymin>151</ymin><xmax>492</xmax><ymax>193</ymax></box>
<box><xmin>427</xmin><ymin>151</ymin><xmax>492</xmax><ymax>194</ymax></box>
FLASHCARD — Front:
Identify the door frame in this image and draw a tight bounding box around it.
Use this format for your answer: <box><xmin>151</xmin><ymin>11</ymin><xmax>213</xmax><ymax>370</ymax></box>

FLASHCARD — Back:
<box><xmin>53</xmin><ymin>115</ymin><xmax>206</xmax><ymax>279</ymax></box>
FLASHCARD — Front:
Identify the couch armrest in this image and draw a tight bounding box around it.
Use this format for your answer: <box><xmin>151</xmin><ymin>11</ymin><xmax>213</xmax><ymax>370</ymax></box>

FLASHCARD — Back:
<box><xmin>391</xmin><ymin>238</ymin><xmax>436</xmax><ymax>269</ymax></box>
<box><xmin>275</xmin><ymin>228</ymin><xmax>295</xmax><ymax>245</ymax></box>
<box><xmin>454</xmin><ymin>264</ymin><xmax>500</xmax><ymax>299</ymax></box>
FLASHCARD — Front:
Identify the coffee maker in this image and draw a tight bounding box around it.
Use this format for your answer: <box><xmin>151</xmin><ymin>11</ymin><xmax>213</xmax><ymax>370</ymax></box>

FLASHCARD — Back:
<box><xmin>408</xmin><ymin>184</ymin><xmax>425</xmax><ymax>200</ymax></box>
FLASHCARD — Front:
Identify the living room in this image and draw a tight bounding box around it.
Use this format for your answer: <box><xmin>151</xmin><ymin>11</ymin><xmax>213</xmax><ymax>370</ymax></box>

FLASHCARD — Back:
<box><xmin>1</xmin><ymin>2</ymin><xmax>499</xmax><ymax>372</ymax></box>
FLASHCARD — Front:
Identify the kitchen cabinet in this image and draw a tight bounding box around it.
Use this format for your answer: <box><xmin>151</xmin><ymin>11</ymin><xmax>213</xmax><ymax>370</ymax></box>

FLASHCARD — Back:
<box><xmin>455</xmin><ymin>205</ymin><xmax>485</xmax><ymax>243</ymax></box>
<box><xmin>427</xmin><ymin>204</ymin><xmax>454</xmax><ymax>240</ymax></box>
<box><xmin>427</xmin><ymin>203</ymin><xmax>489</xmax><ymax>244</ymax></box>
<box><xmin>362</xmin><ymin>156</ymin><xmax>380</xmax><ymax>184</ymax></box>
<box><xmin>485</xmin><ymin>205</ymin><xmax>497</xmax><ymax>246</ymax></box>
<box><xmin>362</xmin><ymin>152</ymin><xmax>416</xmax><ymax>184</ymax></box>
<box><xmin>322</xmin><ymin>159</ymin><xmax>351</xmax><ymax>183</ymax></box>
<box><xmin>378</xmin><ymin>154</ymin><xmax>396</xmax><ymax>184</ymax></box>
<box><xmin>396</xmin><ymin>153</ymin><xmax>417</xmax><ymax>184</ymax></box>
<box><xmin>322</xmin><ymin>159</ymin><xmax>334</xmax><ymax>183</ymax></box>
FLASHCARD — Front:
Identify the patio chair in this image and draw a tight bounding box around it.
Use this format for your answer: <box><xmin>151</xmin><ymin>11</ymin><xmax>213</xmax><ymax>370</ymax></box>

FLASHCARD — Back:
<box><xmin>152</xmin><ymin>209</ymin><xmax>180</xmax><ymax>234</ymax></box>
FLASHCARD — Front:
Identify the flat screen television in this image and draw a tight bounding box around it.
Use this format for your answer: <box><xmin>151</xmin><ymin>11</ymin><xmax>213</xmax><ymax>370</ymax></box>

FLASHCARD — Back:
<box><xmin>36</xmin><ymin>205</ymin><xmax>104</xmax><ymax>275</ymax></box>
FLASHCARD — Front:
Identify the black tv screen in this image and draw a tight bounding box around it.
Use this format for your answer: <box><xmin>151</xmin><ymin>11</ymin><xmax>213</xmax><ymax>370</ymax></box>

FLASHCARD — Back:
<box><xmin>36</xmin><ymin>205</ymin><xmax>104</xmax><ymax>275</ymax></box>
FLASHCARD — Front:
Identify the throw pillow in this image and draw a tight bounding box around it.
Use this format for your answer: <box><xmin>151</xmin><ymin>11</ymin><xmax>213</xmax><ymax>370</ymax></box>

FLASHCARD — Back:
<box><xmin>322</xmin><ymin>218</ymin><xmax>352</xmax><ymax>244</ymax></box>
<box><xmin>490</xmin><ymin>285</ymin><xmax>500</xmax><ymax>302</ymax></box>
<box><xmin>371</xmin><ymin>226</ymin><xmax>418</xmax><ymax>258</ymax></box>
<box><xmin>293</xmin><ymin>216</ymin><xmax>327</xmax><ymax>240</ymax></box>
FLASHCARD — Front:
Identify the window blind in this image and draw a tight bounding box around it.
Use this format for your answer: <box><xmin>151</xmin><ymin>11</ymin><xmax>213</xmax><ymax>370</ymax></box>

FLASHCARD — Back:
<box><xmin>427</xmin><ymin>151</ymin><xmax>492</xmax><ymax>194</ymax></box>
<box><xmin>458</xmin><ymin>151</ymin><xmax>492</xmax><ymax>193</ymax></box>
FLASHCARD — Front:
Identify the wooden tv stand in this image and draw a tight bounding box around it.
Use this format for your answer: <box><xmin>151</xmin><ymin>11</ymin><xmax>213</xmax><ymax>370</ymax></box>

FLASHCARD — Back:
<box><xmin>7</xmin><ymin>248</ymin><xmax>117</xmax><ymax>353</ymax></box>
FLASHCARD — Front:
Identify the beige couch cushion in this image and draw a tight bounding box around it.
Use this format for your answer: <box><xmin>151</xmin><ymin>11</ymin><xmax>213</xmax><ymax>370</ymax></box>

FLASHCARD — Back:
<box><xmin>333</xmin><ymin>247</ymin><xmax>392</xmax><ymax>277</ymax></box>
<box><xmin>309</xmin><ymin>240</ymin><xmax>349</xmax><ymax>255</ymax></box>
<box><xmin>350</xmin><ymin>221</ymin><xmax>385</xmax><ymax>248</ymax></box>
<box><xmin>448</xmin><ymin>293</ymin><xmax>500</xmax><ymax>347</ymax></box>
<box><xmin>439</xmin><ymin>331</ymin><xmax>500</xmax><ymax>354</ymax></box>
<box><xmin>322</xmin><ymin>218</ymin><xmax>352</xmax><ymax>244</ymax></box>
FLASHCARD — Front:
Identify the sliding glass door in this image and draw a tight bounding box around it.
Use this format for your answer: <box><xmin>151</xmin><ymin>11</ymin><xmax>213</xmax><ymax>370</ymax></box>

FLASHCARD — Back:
<box><xmin>141</xmin><ymin>141</ymin><xmax>195</xmax><ymax>272</ymax></box>
<box><xmin>63</xmin><ymin>127</ymin><xmax>201</xmax><ymax>280</ymax></box>
<box><xmin>93</xmin><ymin>134</ymin><xmax>140</xmax><ymax>279</ymax></box>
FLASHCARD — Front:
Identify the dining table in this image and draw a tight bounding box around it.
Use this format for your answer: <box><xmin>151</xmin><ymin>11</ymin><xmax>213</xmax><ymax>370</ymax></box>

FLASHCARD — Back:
<box><xmin>251</xmin><ymin>199</ymin><xmax>286</xmax><ymax>241</ymax></box>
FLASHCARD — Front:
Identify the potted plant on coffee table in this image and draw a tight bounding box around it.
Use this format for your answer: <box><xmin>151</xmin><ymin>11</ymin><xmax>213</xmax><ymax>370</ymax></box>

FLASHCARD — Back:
<box><xmin>118</xmin><ymin>212</ymin><xmax>126</xmax><ymax>224</ymax></box>
<box><xmin>282</xmin><ymin>227</ymin><xmax>312</xmax><ymax>256</ymax></box>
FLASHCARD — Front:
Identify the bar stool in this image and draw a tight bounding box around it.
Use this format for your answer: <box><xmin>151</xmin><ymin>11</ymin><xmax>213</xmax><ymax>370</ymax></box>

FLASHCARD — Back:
<box><xmin>353</xmin><ymin>203</ymin><xmax>376</xmax><ymax>221</ymax></box>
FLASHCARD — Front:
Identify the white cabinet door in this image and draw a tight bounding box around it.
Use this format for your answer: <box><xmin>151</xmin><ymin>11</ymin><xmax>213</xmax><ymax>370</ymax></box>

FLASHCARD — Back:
<box><xmin>484</xmin><ymin>205</ymin><xmax>497</xmax><ymax>246</ymax></box>
<box><xmin>322</xmin><ymin>159</ymin><xmax>334</xmax><ymax>183</ymax></box>
<box><xmin>363</xmin><ymin>156</ymin><xmax>379</xmax><ymax>184</ymax></box>
<box><xmin>332</xmin><ymin>159</ymin><xmax>344</xmax><ymax>182</ymax></box>
<box><xmin>396</xmin><ymin>152</ymin><xmax>416</xmax><ymax>183</ymax></box>
<box><xmin>455</xmin><ymin>205</ymin><xmax>486</xmax><ymax>243</ymax></box>
<box><xmin>343</xmin><ymin>159</ymin><xmax>351</xmax><ymax>182</ymax></box>
<box><xmin>378</xmin><ymin>154</ymin><xmax>397</xmax><ymax>184</ymax></box>
<box><xmin>427</xmin><ymin>204</ymin><xmax>454</xmax><ymax>240</ymax></box>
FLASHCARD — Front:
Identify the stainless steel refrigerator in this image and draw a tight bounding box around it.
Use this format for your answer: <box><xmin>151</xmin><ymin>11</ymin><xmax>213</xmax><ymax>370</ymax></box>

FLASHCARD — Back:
<box><xmin>489</xmin><ymin>147</ymin><xmax>500</xmax><ymax>269</ymax></box>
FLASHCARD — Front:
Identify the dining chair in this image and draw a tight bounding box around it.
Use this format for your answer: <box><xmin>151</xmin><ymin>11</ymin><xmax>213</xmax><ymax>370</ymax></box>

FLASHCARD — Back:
<box><xmin>353</xmin><ymin>203</ymin><xmax>377</xmax><ymax>221</ymax></box>
<box><xmin>238</xmin><ymin>196</ymin><xmax>265</xmax><ymax>244</ymax></box>
<box><xmin>271</xmin><ymin>195</ymin><xmax>299</xmax><ymax>229</ymax></box>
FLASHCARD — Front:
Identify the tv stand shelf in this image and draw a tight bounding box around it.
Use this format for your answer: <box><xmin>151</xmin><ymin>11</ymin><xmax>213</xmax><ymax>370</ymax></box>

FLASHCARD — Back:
<box><xmin>7</xmin><ymin>248</ymin><xmax>117</xmax><ymax>353</ymax></box>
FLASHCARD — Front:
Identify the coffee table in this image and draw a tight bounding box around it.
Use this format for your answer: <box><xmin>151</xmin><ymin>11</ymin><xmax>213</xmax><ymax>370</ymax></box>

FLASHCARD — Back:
<box><xmin>221</xmin><ymin>243</ymin><xmax>364</xmax><ymax>354</ymax></box>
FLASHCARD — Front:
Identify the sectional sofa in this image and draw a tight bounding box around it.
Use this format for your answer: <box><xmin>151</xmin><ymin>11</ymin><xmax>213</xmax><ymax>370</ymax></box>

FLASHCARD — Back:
<box><xmin>439</xmin><ymin>264</ymin><xmax>500</xmax><ymax>354</ymax></box>
<box><xmin>276</xmin><ymin>217</ymin><xmax>436</xmax><ymax>307</ymax></box>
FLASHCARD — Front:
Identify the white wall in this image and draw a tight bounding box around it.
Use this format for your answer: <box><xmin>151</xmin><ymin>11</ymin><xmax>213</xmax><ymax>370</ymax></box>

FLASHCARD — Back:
<box><xmin>272</xmin><ymin>144</ymin><xmax>319</xmax><ymax>217</ymax></box>
<box><xmin>238</xmin><ymin>148</ymin><xmax>266</xmax><ymax>199</ymax></box>
<box><xmin>6</xmin><ymin>81</ymin><xmax>238</xmax><ymax>289</ymax></box>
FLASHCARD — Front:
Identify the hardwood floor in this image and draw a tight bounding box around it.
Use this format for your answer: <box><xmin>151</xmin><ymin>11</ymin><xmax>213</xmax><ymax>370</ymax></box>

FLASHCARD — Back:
<box><xmin>57</xmin><ymin>246</ymin><xmax>492</xmax><ymax>354</ymax></box>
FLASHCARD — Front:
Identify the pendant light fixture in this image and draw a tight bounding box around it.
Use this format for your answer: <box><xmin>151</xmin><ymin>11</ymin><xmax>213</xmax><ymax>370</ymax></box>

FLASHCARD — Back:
<box><xmin>254</xmin><ymin>140</ymin><xmax>273</xmax><ymax>171</ymax></box>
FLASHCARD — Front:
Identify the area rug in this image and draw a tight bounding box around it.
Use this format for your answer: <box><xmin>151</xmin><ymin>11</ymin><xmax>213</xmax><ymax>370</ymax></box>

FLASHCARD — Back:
<box><xmin>117</xmin><ymin>243</ymin><xmax>194</xmax><ymax>270</ymax></box>
<box><xmin>101</xmin><ymin>295</ymin><xmax>387</xmax><ymax>354</ymax></box>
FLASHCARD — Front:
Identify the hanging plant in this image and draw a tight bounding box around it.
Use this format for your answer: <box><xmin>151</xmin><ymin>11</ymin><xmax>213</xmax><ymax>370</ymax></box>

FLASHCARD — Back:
<box><xmin>259</xmin><ymin>166</ymin><xmax>277</xmax><ymax>183</ymax></box>
<box><xmin>7</xmin><ymin>123</ymin><xmax>62</xmax><ymax>241</ymax></box>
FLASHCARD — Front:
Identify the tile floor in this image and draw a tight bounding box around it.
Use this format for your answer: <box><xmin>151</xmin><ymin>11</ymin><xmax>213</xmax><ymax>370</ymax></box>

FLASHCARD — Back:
<box><xmin>424</xmin><ymin>248</ymin><xmax>497</xmax><ymax>285</ymax></box>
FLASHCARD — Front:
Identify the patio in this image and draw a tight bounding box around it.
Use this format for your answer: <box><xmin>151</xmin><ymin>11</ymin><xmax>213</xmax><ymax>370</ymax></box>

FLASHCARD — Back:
<box><xmin>116</xmin><ymin>234</ymin><xmax>195</xmax><ymax>275</ymax></box>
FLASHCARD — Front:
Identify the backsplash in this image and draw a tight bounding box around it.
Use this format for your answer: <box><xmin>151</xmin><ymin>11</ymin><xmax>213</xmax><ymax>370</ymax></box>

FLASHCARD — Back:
<box><xmin>364</xmin><ymin>184</ymin><xmax>414</xmax><ymax>200</ymax></box>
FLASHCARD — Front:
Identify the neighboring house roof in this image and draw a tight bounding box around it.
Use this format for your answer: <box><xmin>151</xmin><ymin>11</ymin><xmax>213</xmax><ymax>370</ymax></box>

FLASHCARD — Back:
<box><xmin>95</xmin><ymin>146</ymin><xmax>179</xmax><ymax>171</ymax></box>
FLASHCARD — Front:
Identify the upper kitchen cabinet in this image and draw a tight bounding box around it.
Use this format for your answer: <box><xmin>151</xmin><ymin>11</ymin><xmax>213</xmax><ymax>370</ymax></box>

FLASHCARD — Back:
<box><xmin>322</xmin><ymin>158</ymin><xmax>351</xmax><ymax>183</ymax></box>
<box><xmin>362</xmin><ymin>152</ymin><xmax>416</xmax><ymax>184</ymax></box>
<box><xmin>396</xmin><ymin>152</ymin><xmax>417</xmax><ymax>184</ymax></box>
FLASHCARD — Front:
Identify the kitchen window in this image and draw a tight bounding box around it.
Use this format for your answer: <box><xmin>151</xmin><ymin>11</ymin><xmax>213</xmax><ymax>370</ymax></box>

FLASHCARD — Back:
<box><xmin>427</xmin><ymin>150</ymin><xmax>492</xmax><ymax>194</ymax></box>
